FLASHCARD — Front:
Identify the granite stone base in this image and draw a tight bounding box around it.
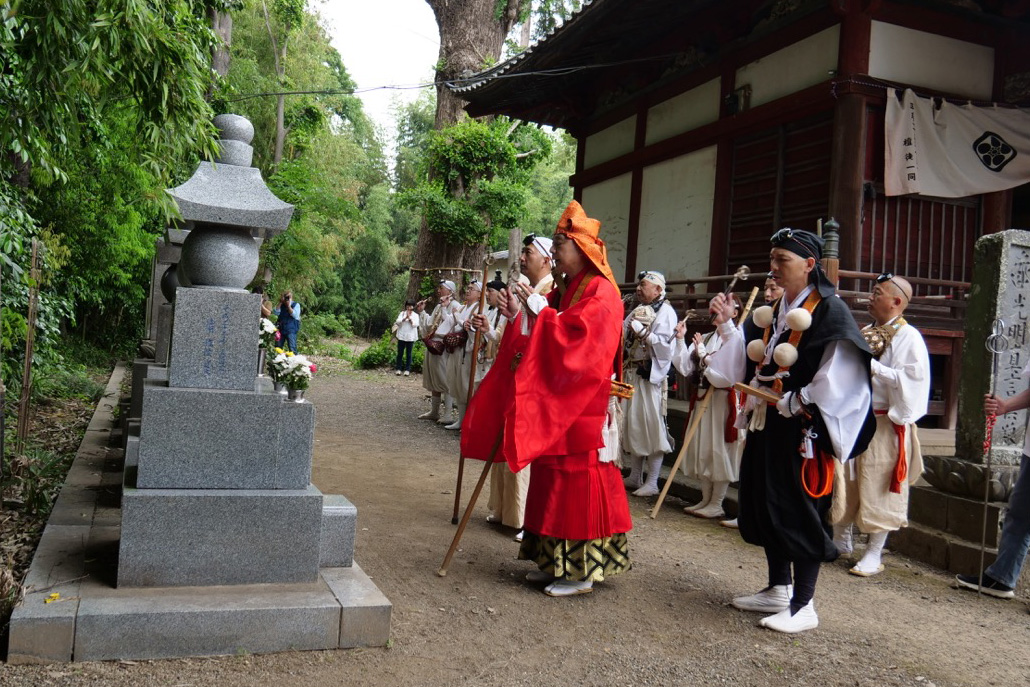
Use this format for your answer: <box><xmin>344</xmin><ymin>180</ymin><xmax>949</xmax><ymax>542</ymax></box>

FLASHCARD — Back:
<box><xmin>155</xmin><ymin>303</ymin><xmax>173</xmax><ymax>365</ymax></box>
<box><xmin>118</xmin><ymin>483</ymin><xmax>324</xmax><ymax>587</ymax></box>
<box><xmin>9</xmin><ymin>363</ymin><xmax>391</xmax><ymax>663</ymax></box>
<box><xmin>137</xmin><ymin>383</ymin><xmax>313</xmax><ymax>489</ymax></box>
<box><xmin>168</xmin><ymin>288</ymin><xmax>261</xmax><ymax>391</ymax></box>
<box><xmin>321</xmin><ymin>495</ymin><xmax>357</xmax><ymax>568</ymax></box>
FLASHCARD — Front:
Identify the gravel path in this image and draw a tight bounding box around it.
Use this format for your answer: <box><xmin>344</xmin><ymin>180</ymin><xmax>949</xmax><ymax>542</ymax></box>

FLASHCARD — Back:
<box><xmin>2</xmin><ymin>361</ymin><xmax>1029</xmax><ymax>686</ymax></box>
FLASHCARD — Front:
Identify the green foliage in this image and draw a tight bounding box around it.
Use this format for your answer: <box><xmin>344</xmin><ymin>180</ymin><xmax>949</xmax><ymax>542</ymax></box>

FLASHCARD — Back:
<box><xmin>1</xmin><ymin>0</ymin><xmax>219</xmax><ymax>191</ymax></box>
<box><xmin>399</xmin><ymin>117</ymin><xmax>552</xmax><ymax>247</ymax></box>
<box><xmin>356</xmin><ymin>331</ymin><xmax>424</xmax><ymax>373</ymax></box>
<box><xmin>31</xmin><ymin>365</ymin><xmax>105</xmax><ymax>404</ymax></box>
<box><xmin>6</xmin><ymin>447</ymin><xmax>74</xmax><ymax>516</ymax></box>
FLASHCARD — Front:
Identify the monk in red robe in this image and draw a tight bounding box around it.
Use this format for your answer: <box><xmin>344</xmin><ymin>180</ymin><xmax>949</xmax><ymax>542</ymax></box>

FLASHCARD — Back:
<box><xmin>461</xmin><ymin>200</ymin><xmax>632</xmax><ymax>597</ymax></box>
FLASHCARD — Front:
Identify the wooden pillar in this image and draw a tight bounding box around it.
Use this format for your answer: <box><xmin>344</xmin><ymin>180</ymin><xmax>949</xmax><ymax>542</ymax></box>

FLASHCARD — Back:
<box><xmin>708</xmin><ymin>65</ymin><xmax>737</xmax><ymax>277</ymax></box>
<box><xmin>572</xmin><ymin>132</ymin><xmax>585</xmax><ymax>203</ymax></box>
<box><xmin>623</xmin><ymin>109</ymin><xmax>649</xmax><ymax>282</ymax></box>
<box><xmin>982</xmin><ymin>190</ymin><xmax>1012</xmax><ymax>235</ymax></box>
<box><xmin>828</xmin><ymin>4</ymin><xmax>872</xmax><ymax>275</ymax></box>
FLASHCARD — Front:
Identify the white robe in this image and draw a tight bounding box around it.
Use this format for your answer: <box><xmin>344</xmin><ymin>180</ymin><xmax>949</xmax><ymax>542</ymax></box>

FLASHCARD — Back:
<box><xmin>445</xmin><ymin>302</ymin><xmax>478</xmax><ymax>404</ymax></box>
<box><xmin>621</xmin><ymin>300</ymin><xmax>676</xmax><ymax>458</ymax></box>
<box><xmin>419</xmin><ymin>298</ymin><xmax>460</xmax><ymax>394</ymax></box>
<box><xmin>706</xmin><ymin>286</ymin><xmax>871</xmax><ymax>462</ymax></box>
<box><xmin>832</xmin><ymin>320</ymin><xmax>930</xmax><ymax>532</ymax></box>
<box><xmin>671</xmin><ymin>331</ymin><xmax>746</xmax><ymax>482</ymax></box>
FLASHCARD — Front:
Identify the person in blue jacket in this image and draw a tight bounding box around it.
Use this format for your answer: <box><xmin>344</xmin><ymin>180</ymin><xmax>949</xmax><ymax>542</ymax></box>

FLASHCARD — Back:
<box><xmin>277</xmin><ymin>291</ymin><xmax>301</xmax><ymax>352</ymax></box>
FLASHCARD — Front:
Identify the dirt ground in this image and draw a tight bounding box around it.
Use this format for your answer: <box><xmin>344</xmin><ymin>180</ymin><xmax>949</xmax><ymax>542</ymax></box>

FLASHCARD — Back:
<box><xmin>2</xmin><ymin>358</ymin><xmax>1030</xmax><ymax>687</ymax></box>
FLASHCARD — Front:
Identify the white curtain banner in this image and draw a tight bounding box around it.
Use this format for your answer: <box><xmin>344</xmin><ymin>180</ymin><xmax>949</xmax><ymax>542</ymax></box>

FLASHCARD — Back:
<box><xmin>885</xmin><ymin>88</ymin><xmax>1030</xmax><ymax>198</ymax></box>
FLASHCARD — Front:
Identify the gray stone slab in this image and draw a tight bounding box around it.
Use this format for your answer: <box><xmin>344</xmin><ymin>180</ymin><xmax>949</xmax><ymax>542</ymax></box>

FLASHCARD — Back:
<box><xmin>323</xmin><ymin>564</ymin><xmax>392</xmax><ymax>648</ymax></box>
<box><xmin>957</xmin><ymin>230</ymin><xmax>1030</xmax><ymax>467</ymax></box>
<box><xmin>8</xmin><ymin>526</ymin><xmax>90</xmax><ymax>665</ymax></box>
<box><xmin>74</xmin><ymin>580</ymin><xmax>340</xmax><ymax>661</ymax></box>
<box><xmin>168</xmin><ymin>288</ymin><xmax>261</xmax><ymax>391</ymax></box>
<box><xmin>124</xmin><ymin>433</ymin><xmax>139</xmax><ymax>469</ymax></box>
<box><xmin>129</xmin><ymin>359</ymin><xmax>151</xmax><ymax>419</ymax></box>
<box><xmin>278</xmin><ymin>399</ymin><xmax>316</xmax><ymax>487</ymax></box>
<box><xmin>7</xmin><ymin>589</ymin><xmax>80</xmax><ymax>664</ymax></box>
<box><xmin>155</xmin><ymin>303</ymin><xmax>173</xmax><ymax>365</ymax></box>
<box><xmin>320</xmin><ymin>495</ymin><xmax>356</xmax><ymax>568</ymax></box>
<box><xmin>118</xmin><ymin>485</ymin><xmax>323</xmax><ymax>587</ymax></box>
<box><xmin>167</xmin><ymin>162</ymin><xmax>294</xmax><ymax>233</ymax></box>
<box><xmin>137</xmin><ymin>385</ymin><xmax>313</xmax><ymax>490</ymax></box>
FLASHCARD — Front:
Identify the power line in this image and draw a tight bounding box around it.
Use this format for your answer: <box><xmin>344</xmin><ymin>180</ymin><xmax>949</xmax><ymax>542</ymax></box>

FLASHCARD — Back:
<box><xmin>223</xmin><ymin>51</ymin><xmax>686</xmax><ymax>103</ymax></box>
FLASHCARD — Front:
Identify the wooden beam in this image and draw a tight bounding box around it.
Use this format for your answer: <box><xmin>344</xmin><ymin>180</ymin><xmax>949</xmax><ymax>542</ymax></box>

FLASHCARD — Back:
<box><xmin>572</xmin><ymin>81</ymin><xmax>835</xmax><ymax>188</ymax></box>
<box><xmin>624</xmin><ymin>108</ymin><xmax>649</xmax><ymax>281</ymax></box>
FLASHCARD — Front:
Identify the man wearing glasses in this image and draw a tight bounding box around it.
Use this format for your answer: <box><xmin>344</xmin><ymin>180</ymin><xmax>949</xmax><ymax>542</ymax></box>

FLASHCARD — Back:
<box><xmin>706</xmin><ymin>227</ymin><xmax>875</xmax><ymax>633</ymax></box>
<box><xmin>622</xmin><ymin>270</ymin><xmax>677</xmax><ymax>497</ymax></box>
<box><xmin>831</xmin><ymin>272</ymin><xmax>929</xmax><ymax>577</ymax></box>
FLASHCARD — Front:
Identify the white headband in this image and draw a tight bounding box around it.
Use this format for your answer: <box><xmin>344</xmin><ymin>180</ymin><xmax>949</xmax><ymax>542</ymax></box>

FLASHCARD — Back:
<box><xmin>640</xmin><ymin>270</ymin><xmax>666</xmax><ymax>291</ymax></box>
<box><xmin>531</xmin><ymin>236</ymin><xmax>553</xmax><ymax>259</ymax></box>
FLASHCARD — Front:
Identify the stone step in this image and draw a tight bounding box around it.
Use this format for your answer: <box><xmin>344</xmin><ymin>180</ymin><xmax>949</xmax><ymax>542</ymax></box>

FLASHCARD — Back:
<box><xmin>907</xmin><ymin>484</ymin><xmax>1003</xmax><ymax>548</ymax></box>
<box><xmin>888</xmin><ymin>520</ymin><xmax>998</xmax><ymax>577</ymax></box>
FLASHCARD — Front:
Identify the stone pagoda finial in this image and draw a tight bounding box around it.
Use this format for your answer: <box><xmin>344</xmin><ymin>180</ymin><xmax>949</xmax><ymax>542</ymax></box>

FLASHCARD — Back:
<box><xmin>166</xmin><ymin>114</ymin><xmax>294</xmax><ymax>291</ymax></box>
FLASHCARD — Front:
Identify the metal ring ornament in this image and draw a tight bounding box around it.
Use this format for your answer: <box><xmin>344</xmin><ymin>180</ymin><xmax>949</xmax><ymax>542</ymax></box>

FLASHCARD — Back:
<box><xmin>985</xmin><ymin>318</ymin><xmax>1009</xmax><ymax>355</ymax></box>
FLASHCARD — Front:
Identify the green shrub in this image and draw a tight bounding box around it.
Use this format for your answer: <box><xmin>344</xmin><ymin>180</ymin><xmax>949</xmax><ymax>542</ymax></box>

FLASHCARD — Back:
<box><xmin>356</xmin><ymin>331</ymin><xmax>423</xmax><ymax>372</ymax></box>
<box><xmin>297</xmin><ymin>312</ymin><xmax>351</xmax><ymax>351</ymax></box>
<box><xmin>32</xmin><ymin>365</ymin><xmax>105</xmax><ymax>403</ymax></box>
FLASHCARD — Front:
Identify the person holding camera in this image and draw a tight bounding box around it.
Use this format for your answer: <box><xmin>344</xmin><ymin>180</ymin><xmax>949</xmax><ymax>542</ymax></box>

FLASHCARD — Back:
<box><xmin>621</xmin><ymin>270</ymin><xmax>677</xmax><ymax>497</ymax></box>
<box><xmin>392</xmin><ymin>300</ymin><xmax>420</xmax><ymax>376</ymax></box>
<box><xmin>276</xmin><ymin>291</ymin><xmax>301</xmax><ymax>353</ymax></box>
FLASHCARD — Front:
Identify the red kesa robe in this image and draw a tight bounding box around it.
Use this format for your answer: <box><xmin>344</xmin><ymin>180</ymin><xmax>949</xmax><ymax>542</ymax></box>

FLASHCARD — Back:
<box><xmin>461</xmin><ymin>269</ymin><xmax>632</xmax><ymax>540</ymax></box>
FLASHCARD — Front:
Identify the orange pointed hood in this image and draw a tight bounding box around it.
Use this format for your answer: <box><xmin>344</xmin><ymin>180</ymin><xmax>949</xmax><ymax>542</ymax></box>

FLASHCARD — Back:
<box><xmin>554</xmin><ymin>200</ymin><xmax>619</xmax><ymax>291</ymax></box>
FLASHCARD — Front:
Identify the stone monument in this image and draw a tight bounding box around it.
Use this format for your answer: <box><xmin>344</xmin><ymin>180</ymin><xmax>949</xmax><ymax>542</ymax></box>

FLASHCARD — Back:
<box><xmin>893</xmin><ymin>230</ymin><xmax>1030</xmax><ymax>579</ymax></box>
<box><xmin>8</xmin><ymin>115</ymin><xmax>390</xmax><ymax>662</ymax></box>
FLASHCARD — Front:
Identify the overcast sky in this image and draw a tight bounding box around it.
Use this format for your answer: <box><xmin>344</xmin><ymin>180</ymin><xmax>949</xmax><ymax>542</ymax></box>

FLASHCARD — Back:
<box><xmin>316</xmin><ymin>1</ymin><xmax>441</xmax><ymax>139</ymax></box>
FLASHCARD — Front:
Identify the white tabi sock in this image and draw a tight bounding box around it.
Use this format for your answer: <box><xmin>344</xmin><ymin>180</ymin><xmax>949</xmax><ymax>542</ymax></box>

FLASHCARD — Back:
<box><xmin>632</xmin><ymin>455</ymin><xmax>664</xmax><ymax>497</ymax></box>
<box><xmin>833</xmin><ymin>523</ymin><xmax>854</xmax><ymax>556</ymax></box>
<box><xmin>853</xmin><ymin>530</ymin><xmax>889</xmax><ymax>574</ymax></box>
<box><xmin>685</xmin><ymin>477</ymin><xmax>713</xmax><ymax>513</ymax></box>
<box><xmin>445</xmin><ymin>403</ymin><xmax>465</xmax><ymax>430</ymax></box>
<box><xmin>693</xmin><ymin>481</ymin><xmax>729</xmax><ymax>519</ymax></box>
<box><xmin>624</xmin><ymin>455</ymin><xmax>644</xmax><ymax>489</ymax></box>
<box><xmin>419</xmin><ymin>395</ymin><xmax>442</xmax><ymax>420</ymax></box>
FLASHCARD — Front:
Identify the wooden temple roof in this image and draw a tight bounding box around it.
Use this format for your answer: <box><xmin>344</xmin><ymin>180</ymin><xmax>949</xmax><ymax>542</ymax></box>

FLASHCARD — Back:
<box><xmin>454</xmin><ymin>0</ymin><xmax>1030</xmax><ymax>131</ymax></box>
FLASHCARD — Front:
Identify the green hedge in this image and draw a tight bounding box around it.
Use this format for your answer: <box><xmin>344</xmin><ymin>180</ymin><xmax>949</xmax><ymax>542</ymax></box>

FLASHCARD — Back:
<box><xmin>355</xmin><ymin>331</ymin><xmax>424</xmax><ymax>372</ymax></box>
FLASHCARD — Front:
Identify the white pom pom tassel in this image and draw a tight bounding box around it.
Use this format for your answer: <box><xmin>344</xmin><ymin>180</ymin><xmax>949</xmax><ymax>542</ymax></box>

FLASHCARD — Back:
<box><xmin>773</xmin><ymin>343</ymin><xmax>798</xmax><ymax>367</ymax></box>
<box><xmin>785</xmin><ymin>307</ymin><xmax>812</xmax><ymax>332</ymax></box>
<box><xmin>753</xmin><ymin>305</ymin><xmax>774</xmax><ymax>329</ymax></box>
<box><xmin>747</xmin><ymin>339</ymin><xmax>767</xmax><ymax>363</ymax></box>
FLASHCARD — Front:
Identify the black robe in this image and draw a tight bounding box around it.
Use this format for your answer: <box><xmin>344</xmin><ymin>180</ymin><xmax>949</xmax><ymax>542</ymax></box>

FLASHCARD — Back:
<box><xmin>737</xmin><ymin>294</ymin><xmax>876</xmax><ymax>562</ymax></box>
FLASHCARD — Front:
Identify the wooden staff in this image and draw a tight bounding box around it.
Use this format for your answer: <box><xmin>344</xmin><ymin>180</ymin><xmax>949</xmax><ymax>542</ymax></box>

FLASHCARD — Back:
<box><xmin>677</xmin><ymin>264</ymin><xmax>749</xmax><ymax>326</ymax></box>
<box><xmin>452</xmin><ymin>257</ymin><xmax>494</xmax><ymax>524</ymax></box>
<box><xmin>649</xmin><ymin>286</ymin><xmax>759</xmax><ymax>519</ymax></box>
<box><xmin>439</xmin><ymin>431</ymin><xmax>503</xmax><ymax>576</ymax></box>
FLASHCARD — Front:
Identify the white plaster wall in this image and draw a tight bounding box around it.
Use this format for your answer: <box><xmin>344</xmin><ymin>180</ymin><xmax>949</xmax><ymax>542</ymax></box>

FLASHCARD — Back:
<box><xmin>645</xmin><ymin>78</ymin><xmax>721</xmax><ymax>146</ymax></box>
<box><xmin>581</xmin><ymin>173</ymin><xmax>632</xmax><ymax>282</ymax></box>
<box><xmin>868</xmin><ymin>22</ymin><xmax>994</xmax><ymax>100</ymax></box>
<box><xmin>583</xmin><ymin>116</ymin><xmax>636</xmax><ymax>169</ymax></box>
<box><xmin>636</xmin><ymin>146</ymin><xmax>718</xmax><ymax>281</ymax></box>
<box><xmin>735</xmin><ymin>25</ymin><xmax>840</xmax><ymax>109</ymax></box>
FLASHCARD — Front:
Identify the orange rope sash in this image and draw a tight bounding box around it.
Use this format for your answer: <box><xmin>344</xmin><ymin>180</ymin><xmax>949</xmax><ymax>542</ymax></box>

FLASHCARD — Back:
<box><xmin>760</xmin><ymin>290</ymin><xmax>822</xmax><ymax>395</ymax></box>
<box><xmin>801</xmin><ymin>450</ymin><xmax>834</xmax><ymax>498</ymax></box>
<box><xmin>875</xmin><ymin>410</ymin><xmax>908</xmax><ymax>494</ymax></box>
<box><xmin>758</xmin><ymin>290</ymin><xmax>831</xmax><ymax>498</ymax></box>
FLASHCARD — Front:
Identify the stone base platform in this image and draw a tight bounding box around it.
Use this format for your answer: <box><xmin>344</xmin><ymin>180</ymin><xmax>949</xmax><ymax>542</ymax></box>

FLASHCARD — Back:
<box><xmin>8</xmin><ymin>363</ymin><xmax>391</xmax><ymax>664</ymax></box>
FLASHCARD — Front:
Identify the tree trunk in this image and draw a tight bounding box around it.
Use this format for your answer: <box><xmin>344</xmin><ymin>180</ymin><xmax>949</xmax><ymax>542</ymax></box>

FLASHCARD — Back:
<box><xmin>406</xmin><ymin>0</ymin><xmax>527</xmax><ymax>300</ymax></box>
<box><xmin>211</xmin><ymin>10</ymin><xmax>232</xmax><ymax>78</ymax></box>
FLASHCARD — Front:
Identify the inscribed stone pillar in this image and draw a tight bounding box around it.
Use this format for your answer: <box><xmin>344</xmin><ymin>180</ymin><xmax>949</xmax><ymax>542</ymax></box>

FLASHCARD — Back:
<box><xmin>924</xmin><ymin>230</ymin><xmax>1030</xmax><ymax>500</ymax></box>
